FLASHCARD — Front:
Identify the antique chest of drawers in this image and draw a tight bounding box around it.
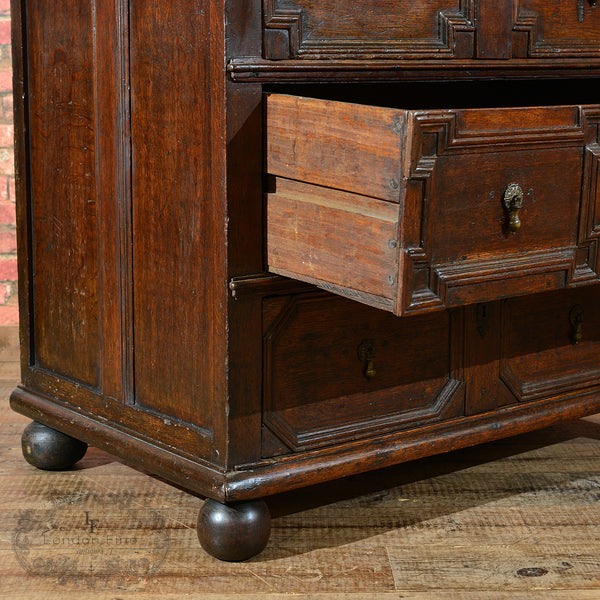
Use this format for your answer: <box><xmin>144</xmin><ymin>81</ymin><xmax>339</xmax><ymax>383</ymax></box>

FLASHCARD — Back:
<box><xmin>10</xmin><ymin>0</ymin><xmax>600</xmax><ymax>560</ymax></box>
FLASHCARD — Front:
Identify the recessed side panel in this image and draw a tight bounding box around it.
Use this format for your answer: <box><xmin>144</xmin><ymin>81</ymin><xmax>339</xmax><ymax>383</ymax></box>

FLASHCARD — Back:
<box><xmin>129</xmin><ymin>0</ymin><xmax>225</xmax><ymax>439</ymax></box>
<box><xmin>25</xmin><ymin>0</ymin><xmax>111</xmax><ymax>389</ymax></box>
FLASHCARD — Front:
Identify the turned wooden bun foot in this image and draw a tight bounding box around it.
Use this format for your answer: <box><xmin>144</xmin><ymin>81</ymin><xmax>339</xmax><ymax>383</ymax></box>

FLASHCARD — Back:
<box><xmin>21</xmin><ymin>421</ymin><xmax>88</xmax><ymax>471</ymax></box>
<box><xmin>197</xmin><ymin>498</ymin><xmax>271</xmax><ymax>561</ymax></box>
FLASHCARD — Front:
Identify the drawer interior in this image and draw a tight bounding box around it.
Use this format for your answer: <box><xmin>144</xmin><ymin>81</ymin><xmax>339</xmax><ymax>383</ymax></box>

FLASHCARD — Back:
<box><xmin>264</xmin><ymin>79</ymin><xmax>600</xmax><ymax>111</ymax></box>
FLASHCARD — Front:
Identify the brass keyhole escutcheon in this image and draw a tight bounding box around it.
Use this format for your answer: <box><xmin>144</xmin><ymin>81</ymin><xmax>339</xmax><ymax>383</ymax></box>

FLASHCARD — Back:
<box><xmin>503</xmin><ymin>183</ymin><xmax>524</xmax><ymax>233</ymax></box>
<box><xmin>569</xmin><ymin>305</ymin><xmax>584</xmax><ymax>344</ymax></box>
<box><xmin>357</xmin><ymin>339</ymin><xmax>376</xmax><ymax>380</ymax></box>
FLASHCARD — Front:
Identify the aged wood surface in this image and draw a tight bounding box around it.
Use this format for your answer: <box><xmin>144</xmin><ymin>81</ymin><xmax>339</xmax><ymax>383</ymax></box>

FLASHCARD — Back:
<box><xmin>266</xmin><ymin>94</ymin><xmax>403</xmax><ymax>202</ymax></box>
<box><xmin>267</xmin><ymin>178</ymin><xmax>399</xmax><ymax>299</ymax></box>
<box><xmin>12</xmin><ymin>0</ymin><xmax>600</xmax><ymax>564</ymax></box>
<box><xmin>262</xmin><ymin>294</ymin><xmax>462</xmax><ymax>453</ymax></box>
<box><xmin>267</xmin><ymin>96</ymin><xmax>600</xmax><ymax>316</ymax></box>
<box><xmin>1</xmin><ymin>330</ymin><xmax>600</xmax><ymax>597</ymax></box>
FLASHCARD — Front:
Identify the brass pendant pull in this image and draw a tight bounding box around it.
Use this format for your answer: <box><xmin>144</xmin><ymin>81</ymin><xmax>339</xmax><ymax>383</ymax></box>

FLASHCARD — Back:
<box><xmin>357</xmin><ymin>339</ymin><xmax>376</xmax><ymax>380</ymax></box>
<box><xmin>503</xmin><ymin>183</ymin><xmax>524</xmax><ymax>233</ymax></box>
<box><xmin>569</xmin><ymin>305</ymin><xmax>584</xmax><ymax>344</ymax></box>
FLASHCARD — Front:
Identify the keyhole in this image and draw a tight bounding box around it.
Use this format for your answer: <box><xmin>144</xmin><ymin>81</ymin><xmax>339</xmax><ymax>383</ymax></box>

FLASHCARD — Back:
<box><xmin>476</xmin><ymin>303</ymin><xmax>491</xmax><ymax>338</ymax></box>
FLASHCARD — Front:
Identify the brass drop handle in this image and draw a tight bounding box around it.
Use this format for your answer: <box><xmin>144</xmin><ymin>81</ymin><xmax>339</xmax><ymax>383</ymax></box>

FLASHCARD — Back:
<box><xmin>569</xmin><ymin>305</ymin><xmax>584</xmax><ymax>344</ymax></box>
<box><xmin>357</xmin><ymin>339</ymin><xmax>376</xmax><ymax>380</ymax></box>
<box><xmin>578</xmin><ymin>0</ymin><xmax>598</xmax><ymax>21</ymax></box>
<box><xmin>503</xmin><ymin>183</ymin><xmax>524</xmax><ymax>233</ymax></box>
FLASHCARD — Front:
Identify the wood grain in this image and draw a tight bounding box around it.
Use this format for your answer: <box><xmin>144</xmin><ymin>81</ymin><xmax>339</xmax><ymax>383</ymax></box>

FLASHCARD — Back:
<box><xmin>129</xmin><ymin>0</ymin><xmax>225</xmax><ymax>434</ymax></box>
<box><xmin>262</xmin><ymin>294</ymin><xmax>462</xmax><ymax>452</ymax></box>
<box><xmin>267</xmin><ymin>178</ymin><xmax>399</xmax><ymax>298</ymax></box>
<box><xmin>26</xmin><ymin>0</ymin><xmax>101</xmax><ymax>386</ymax></box>
<box><xmin>263</xmin><ymin>0</ymin><xmax>475</xmax><ymax>60</ymax></box>
<box><xmin>267</xmin><ymin>94</ymin><xmax>403</xmax><ymax>202</ymax></box>
<box><xmin>2</xmin><ymin>344</ymin><xmax>600</xmax><ymax>597</ymax></box>
<box><xmin>11</xmin><ymin>0</ymin><xmax>600</xmax><ymax>565</ymax></box>
<box><xmin>267</xmin><ymin>96</ymin><xmax>599</xmax><ymax>316</ymax></box>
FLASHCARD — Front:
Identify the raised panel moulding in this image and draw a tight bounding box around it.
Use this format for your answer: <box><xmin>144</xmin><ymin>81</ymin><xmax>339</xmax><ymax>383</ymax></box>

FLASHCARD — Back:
<box><xmin>263</xmin><ymin>0</ymin><xmax>475</xmax><ymax>60</ymax></box>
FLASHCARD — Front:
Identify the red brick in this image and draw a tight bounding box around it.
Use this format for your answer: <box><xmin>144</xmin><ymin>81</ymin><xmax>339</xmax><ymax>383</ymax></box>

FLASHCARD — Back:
<box><xmin>0</xmin><ymin>281</ymin><xmax>11</xmax><ymax>303</ymax></box>
<box><xmin>0</xmin><ymin>256</ymin><xmax>17</xmax><ymax>279</ymax></box>
<box><xmin>0</xmin><ymin>21</ymin><xmax>10</xmax><ymax>45</ymax></box>
<box><xmin>0</xmin><ymin>1</ymin><xmax>10</xmax><ymax>15</ymax></box>
<box><xmin>0</xmin><ymin>175</ymin><xmax>9</xmax><ymax>201</ymax></box>
<box><xmin>0</xmin><ymin>147</ymin><xmax>13</xmax><ymax>174</ymax></box>
<box><xmin>0</xmin><ymin>175</ymin><xmax>14</xmax><ymax>202</ymax></box>
<box><xmin>0</xmin><ymin>229</ymin><xmax>15</xmax><ymax>252</ymax></box>
<box><xmin>0</xmin><ymin>202</ymin><xmax>15</xmax><ymax>224</ymax></box>
<box><xmin>0</xmin><ymin>304</ymin><xmax>19</xmax><ymax>325</ymax></box>
<box><xmin>0</xmin><ymin>123</ymin><xmax>12</xmax><ymax>146</ymax></box>
<box><xmin>0</xmin><ymin>69</ymin><xmax>10</xmax><ymax>93</ymax></box>
<box><xmin>1</xmin><ymin>93</ymin><xmax>13</xmax><ymax>121</ymax></box>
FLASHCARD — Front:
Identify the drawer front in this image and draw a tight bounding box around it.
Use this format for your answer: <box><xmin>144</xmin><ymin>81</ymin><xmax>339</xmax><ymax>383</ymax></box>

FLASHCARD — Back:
<box><xmin>263</xmin><ymin>0</ymin><xmax>475</xmax><ymax>60</ymax></box>
<box><xmin>261</xmin><ymin>1</ymin><xmax>600</xmax><ymax>62</ymax></box>
<box><xmin>266</xmin><ymin>94</ymin><xmax>600</xmax><ymax>316</ymax></box>
<box><xmin>500</xmin><ymin>287</ymin><xmax>600</xmax><ymax>403</ymax></box>
<box><xmin>404</xmin><ymin>104</ymin><xmax>597</xmax><ymax>313</ymax></box>
<box><xmin>513</xmin><ymin>1</ymin><xmax>600</xmax><ymax>58</ymax></box>
<box><xmin>262</xmin><ymin>293</ymin><xmax>464</xmax><ymax>454</ymax></box>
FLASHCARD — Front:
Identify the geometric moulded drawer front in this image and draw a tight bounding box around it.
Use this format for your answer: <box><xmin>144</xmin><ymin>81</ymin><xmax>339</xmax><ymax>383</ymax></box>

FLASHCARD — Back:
<box><xmin>263</xmin><ymin>0</ymin><xmax>475</xmax><ymax>60</ymax></box>
<box><xmin>266</xmin><ymin>94</ymin><xmax>600</xmax><ymax>316</ymax></box>
<box><xmin>514</xmin><ymin>1</ymin><xmax>600</xmax><ymax>58</ymax></box>
<box><xmin>500</xmin><ymin>287</ymin><xmax>600</xmax><ymax>404</ymax></box>
<box><xmin>262</xmin><ymin>293</ymin><xmax>464</xmax><ymax>454</ymax></box>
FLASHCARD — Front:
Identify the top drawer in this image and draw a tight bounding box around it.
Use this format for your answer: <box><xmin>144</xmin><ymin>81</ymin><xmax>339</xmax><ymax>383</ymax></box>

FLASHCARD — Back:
<box><xmin>266</xmin><ymin>94</ymin><xmax>600</xmax><ymax>316</ymax></box>
<box><xmin>263</xmin><ymin>0</ymin><xmax>600</xmax><ymax>61</ymax></box>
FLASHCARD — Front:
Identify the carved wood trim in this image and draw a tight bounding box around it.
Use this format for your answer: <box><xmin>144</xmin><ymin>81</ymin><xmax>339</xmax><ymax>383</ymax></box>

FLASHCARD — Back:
<box><xmin>432</xmin><ymin>249</ymin><xmax>575</xmax><ymax>304</ymax></box>
<box><xmin>399</xmin><ymin>113</ymin><xmax>455</xmax><ymax>314</ymax></box>
<box><xmin>228</xmin><ymin>58</ymin><xmax>600</xmax><ymax>82</ymax></box>
<box><xmin>501</xmin><ymin>363</ymin><xmax>600</xmax><ymax>403</ymax></box>
<box><xmin>399</xmin><ymin>108</ymin><xmax>597</xmax><ymax>314</ymax></box>
<box><xmin>513</xmin><ymin>8</ymin><xmax>600</xmax><ymax>58</ymax></box>
<box><xmin>262</xmin><ymin>295</ymin><xmax>464</xmax><ymax>453</ymax></box>
<box><xmin>499</xmin><ymin>295</ymin><xmax>600</xmax><ymax>403</ymax></box>
<box><xmin>263</xmin><ymin>0</ymin><xmax>302</xmax><ymax>60</ymax></box>
<box><xmin>263</xmin><ymin>0</ymin><xmax>475</xmax><ymax>60</ymax></box>
<box><xmin>116</xmin><ymin>0</ymin><xmax>135</xmax><ymax>405</ymax></box>
<box><xmin>264</xmin><ymin>379</ymin><xmax>464</xmax><ymax>452</ymax></box>
<box><xmin>573</xmin><ymin>108</ymin><xmax>600</xmax><ymax>283</ymax></box>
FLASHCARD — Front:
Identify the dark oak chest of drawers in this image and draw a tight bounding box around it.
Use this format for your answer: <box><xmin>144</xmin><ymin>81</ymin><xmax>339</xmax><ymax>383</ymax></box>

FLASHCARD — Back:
<box><xmin>10</xmin><ymin>0</ymin><xmax>600</xmax><ymax>560</ymax></box>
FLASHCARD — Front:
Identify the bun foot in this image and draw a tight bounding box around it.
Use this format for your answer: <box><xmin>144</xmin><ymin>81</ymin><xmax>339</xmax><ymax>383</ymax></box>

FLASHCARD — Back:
<box><xmin>21</xmin><ymin>421</ymin><xmax>88</xmax><ymax>471</ymax></box>
<box><xmin>197</xmin><ymin>498</ymin><xmax>271</xmax><ymax>561</ymax></box>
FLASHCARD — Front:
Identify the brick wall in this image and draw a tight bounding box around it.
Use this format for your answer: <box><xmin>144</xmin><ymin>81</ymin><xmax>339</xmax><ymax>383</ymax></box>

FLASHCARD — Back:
<box><xmin>0</xmin><ymin>2</ymin><xmax>16</xmax><ymax>326</ymax></box>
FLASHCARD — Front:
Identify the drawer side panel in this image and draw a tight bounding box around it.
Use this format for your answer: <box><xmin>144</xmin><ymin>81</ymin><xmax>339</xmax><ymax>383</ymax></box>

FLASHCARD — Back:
<box><xmin>267</xmin><ymin>94</ymin><xmax>404</xmax><ymax>202</ymax></box>
<box><xmin>267</xmin><ymin>178</ymin><xmax>399</xmax><ymax>300</ymax></box>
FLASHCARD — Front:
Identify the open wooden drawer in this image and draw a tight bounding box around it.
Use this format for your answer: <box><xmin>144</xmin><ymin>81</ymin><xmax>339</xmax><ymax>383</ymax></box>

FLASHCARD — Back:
<box><xmin>266</xmin><ymin>94</ymin><xmax>600</xmax><ymax>316</ymax></box>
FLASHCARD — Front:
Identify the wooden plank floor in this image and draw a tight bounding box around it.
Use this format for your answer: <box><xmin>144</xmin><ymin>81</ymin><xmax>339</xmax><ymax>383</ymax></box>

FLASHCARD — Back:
<box><xmin>1</xmin><ymin>326</ymin><xmax>600</xmax><ymax>599</ymax></box>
